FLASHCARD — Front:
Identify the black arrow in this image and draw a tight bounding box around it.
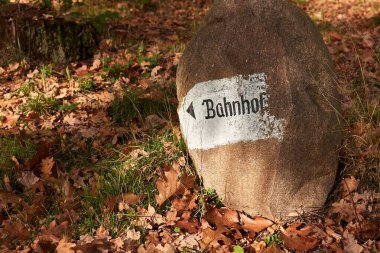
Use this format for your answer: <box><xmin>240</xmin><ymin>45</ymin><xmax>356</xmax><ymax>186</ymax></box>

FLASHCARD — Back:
<box><xmin>186</xmin><ymin>102</ymin><xmax>196</xmax><ymax>119</ymax></box>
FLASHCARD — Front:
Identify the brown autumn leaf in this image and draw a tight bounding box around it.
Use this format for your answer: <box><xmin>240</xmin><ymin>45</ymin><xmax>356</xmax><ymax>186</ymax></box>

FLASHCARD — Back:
<box><xmin>39</xmin><ymin>220</ymin><xmax>70</xmax><ymax>239</ymax></box>
<box><xmin>339</xmin><ymin>176</ymin><xmax>359</xmax><ymax>198</ymax></box>
<box><xmin>25</xmin><ymin>141</ymin><xmax>51</xmax><ymax>170</ymax></box>
<box><xmin>3</xmin><ymin>175</ymin><xmax>11</xmax><ymax>191</ymax></box>
<box><xmin>343</xmin><ymin>230</ymin><xmax>364</xmax><ymax>253</ymax></box>
<box><xmin>126</xmin><ymin>228</ymin><xmax>141</xmax><ymax>241</ymax></box>
<box><xmin>118</xmin><ymin>193</ymin><xmax>145</xmax><ymax>211</ymax></box>
<box><xmin>329</xmin><ymin>243</ymin><xmax>344</xmax><ymax>253</ymax></box>
<box><xmin>330</xmin><ymin>199</ymin><xmax>358</xmax><ymax>223</ymax></box>
<box><xmin>200</xmin><ymin>219</ymin><xmax>232</xmax><ymax>249</ymax></box>
<box><xmin>175</xmin><ymin>211</ymin><xmax>199</xmax><ymax>234</ymax></box>
<box><xmin>90</xmin><ymin>59</ymin><xmax>101</xmax><ymax>71</ymax></box>
<box><xmin>281</xmin><ymin>224</ymin><xmax>318</xmax><ymax>252</ymax></box>
<box><xmin>155</xmin><ymin>166</ymin><xmax>179</xmax><ymax>205</ymax></box>
<box><xmin>172</xmin><ymin>193</ymin><xmax>198</xmax><ymax>211</ymax></box>
<box><xmin>1</xmin><ymin>220</ymin><xmax>30</xmax><ymax>240</ymax></box>
<box><xmin>174</xmin><ymin>234</ymin><xmax>201</xmax><ymax>252</ymax></box>
<box><xmin>18</xmin><ymin>171</ymin><xmax>40</xmax><ymax>188</ymax></box>
<box><xmin>166</xmin><ymin>209</ymin><xmax>178</xmax><ymax>226</ymax></box>
<box><xmin>204</xmin><ymin>207</ymin><xmax>239</xmax><ymax>229</ymax></box>
<box><xmin>262</xmin><ymin>243</ymin><xmax>285</xmax><ymax>253</ymax></box>
<box><xmin>11</xmin><ymin>155</ymin><xmax>23</xmax><ymax>170</ymax></box>
<box><xmin>155</xmin><ymin>164</ymin><xmax>195</xmax><ymax>205</ymax></box>
<box><xmin>41</xmin><ymin>157</ymin><xmax>54</xmax><ymax>175</ymax></box>
<box><xmin>240</xmin><ymin>213</ymin><xmax>273</xmax><ymax>234</ymax></box>
<box><xmin>251</xmin><ymin>241</ymin><xmax>267</xmax><ymax>252</ymax></box>
<box><xmin>56</xmin><ymin>237</ymin><xmax>76</xmax><ymax>253</ymax></box>
<box><xmin>122</xmin><ymin>192</ymin><xmax>144</xmax><ymax>205</ymax></box>
<box><xmin>0</xmin><ymin>191</ymin><xmax>22</xmax><ymax>207</ymax></box>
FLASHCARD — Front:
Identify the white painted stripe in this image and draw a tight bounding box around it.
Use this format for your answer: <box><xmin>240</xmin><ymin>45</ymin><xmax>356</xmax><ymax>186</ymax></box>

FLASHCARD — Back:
<box><xmin>178</xmin><ymin>73</ymin><xmax>285</xmax><ymax>150</ymax></box>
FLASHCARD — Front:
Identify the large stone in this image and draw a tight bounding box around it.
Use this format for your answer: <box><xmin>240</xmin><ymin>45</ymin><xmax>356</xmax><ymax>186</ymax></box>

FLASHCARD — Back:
<box><xmin>177</xmin><ymin>0</ymin><xmax>341</xmax><ymax>218</ymax></box>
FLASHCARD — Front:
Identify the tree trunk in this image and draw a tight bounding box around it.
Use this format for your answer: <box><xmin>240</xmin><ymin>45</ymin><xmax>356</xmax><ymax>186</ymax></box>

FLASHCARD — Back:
<box><xmin>0</xmin><ymin>4</ymin><xmax>99</xmax><ymax>65</ymax></box>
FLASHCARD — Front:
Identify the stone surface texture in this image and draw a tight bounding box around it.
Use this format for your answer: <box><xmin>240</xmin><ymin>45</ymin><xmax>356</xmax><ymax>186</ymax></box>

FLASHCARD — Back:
<box><xmin>177</xmin><ymin>0</ymin><xmax>342</xmax><ymax>218</ymax></box>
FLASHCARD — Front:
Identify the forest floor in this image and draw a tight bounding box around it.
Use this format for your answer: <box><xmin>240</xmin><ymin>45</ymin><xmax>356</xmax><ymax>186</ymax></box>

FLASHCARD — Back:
<box><xmin>0</xmin><ymin>0</ymin><xmax>379</xmax><ymax>252</ymax></box>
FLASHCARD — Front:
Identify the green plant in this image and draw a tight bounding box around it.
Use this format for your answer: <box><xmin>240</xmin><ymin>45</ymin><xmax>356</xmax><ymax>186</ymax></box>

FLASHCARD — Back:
<box><xmin>264</xmin><ymin>234</ymin><xmax>283</xmax><ymax>246</ymax></box>
<box><xmin>200</xmin><ymin>188</ymin><xmax>223</xmax><ymax>207</ymax></box>
<box><xmin>233</xmin><ymin>245</ymin><xmax>244</xmax><ymax>253</ymax></box>
<box><xmin>64</xmin><ymin>66</ymin><xmax>70</xmax><ymax>81</ymax></box>
<box><xmin>103</xmin><ymin>62</ymin><xmax>132</xmax><ymax>78</ymax></box>
<box><xmin>18</xmin><ymin>81</ymin><xmax>35</xmax><ymax>96</ymax></box>
<box><xmin>317</xmin><ymin>21</ymin><xmax>335</xmax><ymax>32</ymax></box>
<box><xmin>0</xmin><ymin>136</ymin><xmax>37</xmax><ymax>190</ymax></box>
<box><xmin>59</xmin><ymin>103</ymin><xmax>79</xmax><ymax>111</ymax></box>
<box><xmin>108</xmin><ymin>89</ymin><xmax>173</xmax><ymax>124</ymax></box>
<box><xmin>79</xmin><ymin>79</ymin><xmax>95</xmax><ymax>91</ymax></box>
<box><xmin>41</xmin><ymin>65</ymin><xmax>52</xmax><ymax>80</ymax></box>
<box><xmin>21</xmin><ymin>95</ymin><xmax>61</xmax><ymax>115</ymax></box>
<box><xmin>196</xmin><ymin>188</ymin><xmax>224</xmax><ymax>218</ymax></box>
<box><xmin>70</xmin><ymin>130</ymin><xmax>184</xmax><ymax>237</ymax></box>
<box><xmin>41</xmin><ymin>0</ymin><xmax>52</xmax><ymax>8</ymax></box>
<box><xmin>91</xmin><ymin>11</ymin><xmax>121</xmax><ymax>33</ymax></box>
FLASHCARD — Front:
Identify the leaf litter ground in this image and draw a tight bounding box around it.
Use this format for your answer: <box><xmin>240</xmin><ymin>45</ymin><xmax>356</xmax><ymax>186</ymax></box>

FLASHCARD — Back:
<box><xmin>0</xmin><ymin>0</ymin><xmax>379</xmax><ymax>252</ymax></box>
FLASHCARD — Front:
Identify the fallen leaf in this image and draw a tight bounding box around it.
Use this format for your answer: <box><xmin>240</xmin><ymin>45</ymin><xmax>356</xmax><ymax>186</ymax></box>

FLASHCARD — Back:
<box><xmin>262</xmin><ymin>243</ymin><xmax>285</xmax><ymax>253</ymax></box>
<box><xmin>251</xmin><ymin>241</ymin><xmax>266</xmax><ymax>252</ymax></box>
<box><xmin>200</xmin><ymin>219</ymin><xmax>231</xmax><ymax>249</ymax></box>
<box><xmin>330</xmin><ymin>243</ymin><xmax>344</xmax><ymax>253</ymax></box>
<box><xmin>155</xmin><ymin>164</ymin><xmax>195</xmax><ymax>205</ymax></box>
<box><xmin>41</xmin><ymin>157</ymin><xmax>54</xmax><ymax>175</ymax></box>
<box><xmin>56</xmin><ymin>237</ymin><xmax>76</xmax><ymax>253</ymax></box>
<box><xmin>173</xmin><ymin>234</ymin><xmax>201</xmax><ymax>251</ymax></box>
<box><xmin>1</xmin><ymin>220</ymin><xmax>30</xmax><ymax>240</ymax></box>
<box><xmin>0</xmin><ymin>192</ymin><xmax>22</xmax><ymax>207</ymax></box>
<box><xmin>126</xmin><ymin>228</ymin><xmax>141</xmax><ymax>241</ymax></box>
<box><xmin>205</xmin><ymin>207</ymin><xmax>239</xmax><ymax>229</ymax></box>
<box><xmin>90</xmin><ymin>59</ymin><xmax>102</xmax><ymax>70</ymax></box>
<box><xmin>240</xmin><ymin>214</ymin><xmax>273</xmax><ymax>234</ymax></box>
<box><xmin>175</xmin><ymin>218</ymin><xmax>199</xmax><ymax>234</ymax></box>
<box><xmin>18</xmin><ymin>171</ymin><xmax>40</xmax><ymax>189</ymax></box>
<box><xmin>343</xmin><ymin>230</ymin><xmax>364</xmax><ymax>253</ymax></box>
<box><xmin>339</xmin><ymin>176</ymin><xmax>359</xmax><ymax>197</ymax></box>
<box><xmin>281</xmin><ymin>224</ymin><xmax>318</xmax><ymax>252</ymax></box>
<box><xmin>172</xmin><ymin>194</ymin><xmax>198</xmax><ymax>211</ymax></box>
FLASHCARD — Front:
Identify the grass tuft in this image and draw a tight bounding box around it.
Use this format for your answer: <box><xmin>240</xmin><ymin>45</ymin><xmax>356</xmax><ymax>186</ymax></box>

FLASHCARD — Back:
<box><xmin>0</xmin><ymin>136</ymin><xmax>37</xmax><ymax>190</ymax></box>
<box><xmin>20</xmin><ymin>95</ymin><xmax>61</xmax><ymax>115</ymax></box>
<box><xmin>108</xmin><ymin>89</ymin><xmax>174</xmax><ymax>124</ymax></box>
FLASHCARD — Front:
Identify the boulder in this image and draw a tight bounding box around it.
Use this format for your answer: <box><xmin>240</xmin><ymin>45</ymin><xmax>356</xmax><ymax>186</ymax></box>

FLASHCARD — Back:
<box><xmin>177</xmin><ymin>0</ymin><xmax>341</xmax><ymax>218</ymax></box>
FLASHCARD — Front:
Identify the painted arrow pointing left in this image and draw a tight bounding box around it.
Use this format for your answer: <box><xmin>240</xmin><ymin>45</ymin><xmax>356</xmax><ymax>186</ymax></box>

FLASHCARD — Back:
<box><xmin>186</xmin><ymin>102</ymin><xmax>196</xmax><ymax>119</ymax></box>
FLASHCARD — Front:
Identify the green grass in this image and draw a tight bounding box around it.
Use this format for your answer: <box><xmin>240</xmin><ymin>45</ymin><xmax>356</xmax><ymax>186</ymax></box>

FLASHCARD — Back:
<box><xmin>79</xmin><ymin>79</ymin><xmax>95</xmax><ymax>91</ymax></box>
<box><xmin>68</xmin><ymin>130</ymin><xmax>186</xmax><ymax>238</ymax></box>
<box><xmin>108</xmin><ymin>89</ymin><xmax>175</xmax><ymax>124</ymax></box>
<box><xmin>343</xmin><ymin>92</ymin><xmax>380</xmax><ymax>191</ymax></box>
<box><xmin>20</xmin><ymin>95</ymin><xmax>61</xmax><ymax>115</ymax></box>
<box><xmin>59</xmin><ymin>103</ymin><xmax>79</xmax><ymax>112</ymax></box>
<box><xmin>18</xmin><ymin>81</ymin><xmax>36</xmax><ymax>96</ymax></box>
<box><xmin>317</xmin><ymin>21</ymin><xmax>336</xmax><ymax>32</ymax></box>
<box><xmin>91</xmin><ymin>11</ymin><xmax>121</xmax><ymax>33</ymax></box>
<box><xmin>0</xmin><ymin>136</ymin><xmax>37</xmax><ymax>190</ymax></box>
